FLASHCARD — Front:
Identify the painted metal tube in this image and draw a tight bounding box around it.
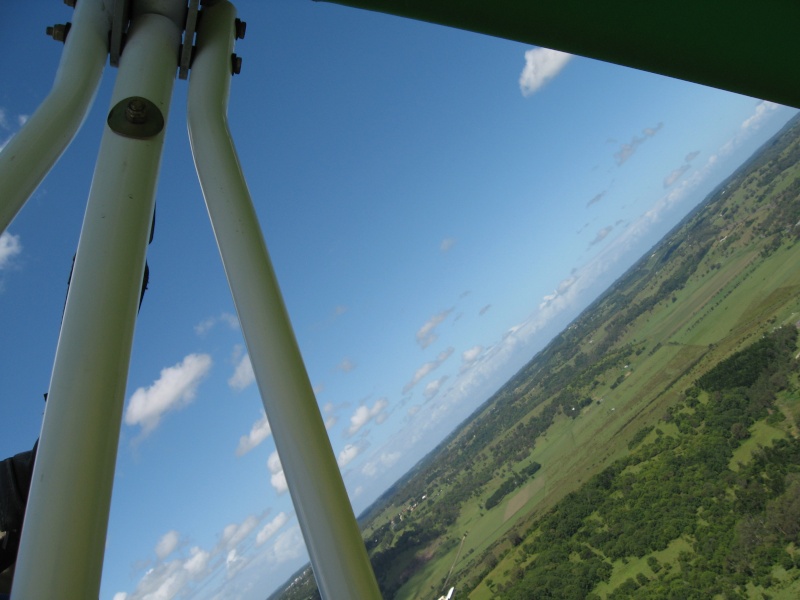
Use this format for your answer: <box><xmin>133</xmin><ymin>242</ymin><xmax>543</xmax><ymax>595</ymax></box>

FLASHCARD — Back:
<box><xmin>11</xmin><ymin>12</ymin><xmax>181</xmax><ymax>600</ymax></box>
<box><xmin>186</xmin><ymin>3</ymin><xmax>382</xmax><ymax>598</ymax></box>
<box><xmin>0</xmin><ymin>0</ymin><xmax>109</xmax><ymax>234</ymax></box>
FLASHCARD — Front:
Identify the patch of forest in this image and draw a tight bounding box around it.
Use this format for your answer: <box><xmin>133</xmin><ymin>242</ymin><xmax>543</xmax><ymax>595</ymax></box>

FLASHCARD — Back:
<box><xmin>489</xmin><ymin>326</ymin><xmax>800</xmax><ymax>599</ymax></box>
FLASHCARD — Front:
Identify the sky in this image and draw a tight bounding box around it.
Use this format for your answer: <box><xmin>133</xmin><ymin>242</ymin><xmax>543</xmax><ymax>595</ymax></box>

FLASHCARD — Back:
<box><xmin>1</xmin><ymin>2</ymin><xmax>798</xmax><ymax>599</ymax></box>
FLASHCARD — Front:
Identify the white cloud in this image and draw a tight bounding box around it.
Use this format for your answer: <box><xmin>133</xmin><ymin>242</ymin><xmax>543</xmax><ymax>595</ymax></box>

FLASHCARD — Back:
<box><xmin>221</xmin><ymin>515</ymin><xmax>259</xmax><ymax>550</ymax></box>
<box><xmin>424</xmin><ymin>376</ymin><xmax>448</xmax><ymax>400</ymax></box>
<box><xmin>226</xmin><ymin>548</ymin><xmax>244</xmax><ymax>578</ymax></box>
<box><xmin>402</xmin><ymin>347</ymin><xmax>454</xmax><ymax>393</ymax></box>
<box><xmin>155</xmin><ymin>530</ymin><xmax>180</xmax><ymax>560</ymax></box>
<box><xmin>256</xmin><ymin>512</ymin><xmax>289</xmax><ymax>546</ymax></box>
<box><xmin>0</xmin><ymin>231</ymin><xmax>22</xmax><ymax>270</ymax></box>
<box><xmin>361</xmin><ymin>452</ymin><xmax>402</xmax><ymax>477</ymax></box>
<box><xmin>589</xmin><ymin>225</ymin><xmax>614</xmax><ymax>246</ymax></box>
<box><xmin>663</xmin><ymin>164</ymin><xmax>691</xmax><ymax>188</ymax></box>
<box><xmin>123</xmin><ymin>560</ymin><xmax>188</xmax><ymax>600</ymax></box>
<box><xmin>236</xmin><ymin>413</ymin><xmax>272</xmax><ymax>456</ymax></box>
<box><xmin>415</xmin><ymin>308</ymin><xmax>453</xmax><ymax>348</ymax></box>
<box><xmin>267</xmin><ymin>525</ymin><xmax>305</xmax><ymax>565</ymax></box>
<box><xmin>742</xmin><ymin>100</ymin><xmax>778</xmax><ymax>130</ymax></box>
<box><xmin>113</xmin><ymin>594</ymin><xmax>128</xmax><ymax>600</ymax></box>
<box><xmin>614</xmin><ymin>123</ymin><xmax>663</xmax><ymax>165</ymax></box>
<box><xmin>268</xmin><ymin>451</ymin><xmax>288</xmax><ymax>494</ymax></box>
<box><xmin>337</xmin><ymin>443</ymin><xmax>360</xmax><ymax>467</ymax></box>
<box><xmin>346</xmin><ymin>398</ymin><xmax>388</xmax><ymax>436</ymax></box>
<box><xmin>228</xmin><ymin>353</ymin><xmax>255</xmax><ymax>391</ymax></box>
<box><xmin>124</xmin><ymin>354</ymin><xmax>212</xmax><ymax>435</ymax></box>
<box><xmin>519</xmin><ymin>48</ymin><xmax>572</xmax><ymax>97</ymax></box>
<box><xmin>462</xmin><ymin>345</ymin><xmax>482</xmax><ymax>363</ymax></box>
<box><xmin>183</xmin><ymin>547</ymin><xmax>210</xmax><ymax>576</ymax></box>
<box><xmin>194</xmin><ymin>312</ymin><xmax>239</xmax><ymax>335</ymax></box>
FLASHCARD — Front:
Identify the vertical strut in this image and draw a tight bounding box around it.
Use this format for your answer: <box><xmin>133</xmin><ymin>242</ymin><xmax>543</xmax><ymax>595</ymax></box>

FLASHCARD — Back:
<box><xmin>11</xmin><ymin>11</ymin><xmax>181</xmax><ymax>600</ymax></box>
<box><xmin>187</xmin><ymin>3</ymin><xmax>382</xmax><ymax>598</ymax></box>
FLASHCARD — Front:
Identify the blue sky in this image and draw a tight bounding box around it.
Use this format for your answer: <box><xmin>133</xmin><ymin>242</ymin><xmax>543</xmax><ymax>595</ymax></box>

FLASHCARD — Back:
<box><xmin>1</xmin><ymin>2</ymin><xmax>797</xmax><ymax>599</ymax></box>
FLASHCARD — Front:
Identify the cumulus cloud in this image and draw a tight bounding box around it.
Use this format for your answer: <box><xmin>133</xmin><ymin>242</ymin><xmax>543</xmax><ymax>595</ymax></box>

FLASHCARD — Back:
<box><xmin>0</xmin><ymin>231</ymin><xmax>22</xmax><ymax>270</ymax></box>
<box><xmin>663</xmin><ymin>164</ymin><xmax>691</xmax><ymax>188</ymax></box>
<box><xmin>519</xmin><ymin>48</ymin><xmax>572</xmax><ymax>97</ymax></box>
<box><xmin>221</xmin><ymin>515</ymin><xmax>260</xmax><ymax>551</ymax></box>
<box><xmin>236</xmin><ymin>413</ymin><xmax>272</xmax><ymax>456</ymax></box>
<box><xmin>120</xmin><ymin>543</ymin><xmax>213</xmax><ymax>600</ymax></box>
<box><xmin>228</xmin><ymin>353</ymin><xmax>255</xmax><ymax>391</ymax></box>
<box><xmin>119</xmin><ymin>513</ymin><xmax>273</xmax><ymax>600</ymax></box>
<box><xmin>462</xmin><ymin>345</ymin><xmax>482</xmax><ymax>364</ymax></box>
<box><xmin>347</xmin><ymin>398</ymin><xmax>388</xmax><ymax>436</ymax></box>
<box><xmin>124</xmin><ymin>353</ymin><xmax>212</xmax><ymax>435</ymax></box>
<box><xmin>742</xmin><ymin>100</ymin><xmax>778</xmax><ymax>130</ymax></box>
<box><xmin>403</xmin><ymin>347</ymin><xmax>454</xmax><ymax>394</ymax></box>
<box><xmin>268</xmin><ymin>451</ymin><xmax>288</xmax><ymax>494</ymax></box>
<box><xmin>361</xmin><ymin>451</ymin><xmax>402</xmax><ymax>477</ymax></box>
<box><xmin>256</xmin><ymin>512</ymin><xmax>289</xmax><ymax>546</ymax></box>
<box><xmin>440</xmin><ymin>237</ymin><xmax>456</xmax><ymax>252</ymax></box>
<box><xmin>614</xmin><ymin>123</ymin><xmax>663</xmax><ymax>165</ymax></box>
<box><xmin>423</xmin><ymin>376</ymin><xmax>449</xmax><ymax>400</ymax></box>
<box><xmin>337</xmin><ymin>444</ymin><xmax>360</xmax><ymax>467</ymax></box>
<box><xmin>415</xmin><ymin>309</ymin><xmax>453</xmax><ymax>348</ymax></box>
<box><xmin>155</xmin><ymin>530</ymin><xmax>180</xmax><ymax>560</ymax></box>
<box><xmin>663</xmin><ymin>150</ymin><xmax>700</xmax><ymax>188</ymax></box>
<box><xmin>183</xmin><ymin>547</ymin><xmax>210</xmax><ymax>576</ymax></box>
<box><xmin>194</xmin><ymin>312</ymin><xmax>238</xmax><ymax>335</ymax></box>
<box><xmin>267</xmin><ymin>526</ymin><xmax>305</xmax><ymax>565</ymax></box>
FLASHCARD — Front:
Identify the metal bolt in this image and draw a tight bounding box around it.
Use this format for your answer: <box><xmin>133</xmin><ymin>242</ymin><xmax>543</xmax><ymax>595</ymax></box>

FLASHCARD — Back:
<box><xmin>46</xmin><ymin>23</ymin><xmax>71</xmax><ymax>43</ymax></box>
<box><xmin>234</xmin><ymin>18</ymin><xmax>247</xmax><ymax>40</ymax></box>
<box><xmin>125</xmin><ymin>98</ymin><xmax>147</xmax><ymax>124</ymax></box>
<box><xmin>231</xmin><ymin>53</ymin><xmax>242</xmax><ymax>75</ymax></box>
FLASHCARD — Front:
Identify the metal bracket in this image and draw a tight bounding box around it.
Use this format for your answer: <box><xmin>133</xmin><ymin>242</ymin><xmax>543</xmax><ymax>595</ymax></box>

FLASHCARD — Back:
<box><xmin>109</xmin><ymin>0</ymin><xmax>130</xmax><ymax>67</ymax></box>
<box><xmin>179</xmin><ymin>0</ymin><xmax>200</xmax><ymax>79</ymax></box>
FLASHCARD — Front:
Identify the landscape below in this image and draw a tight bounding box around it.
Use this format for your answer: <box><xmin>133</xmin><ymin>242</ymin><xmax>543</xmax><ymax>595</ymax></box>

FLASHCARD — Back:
<box><xmin>273</xmin><ymin>114</ymin><xmax>800</xmax><ymax>599</ymax></box>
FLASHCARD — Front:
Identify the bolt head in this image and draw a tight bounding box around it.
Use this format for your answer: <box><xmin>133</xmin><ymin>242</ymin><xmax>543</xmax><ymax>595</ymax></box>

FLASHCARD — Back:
<box><xmin>125</xmin><ymin>99</ymin><xmax>148</xmax><ymax>124</ymax></box>
<box><xmin>235</xmin><ymin>18</ymin><xmax>247</xmax><ymax>40</ymax></box>
<box><xmin>231</xmin><ymin>54</ymin><xmax>242</xmax><ymax>75</ymax></box>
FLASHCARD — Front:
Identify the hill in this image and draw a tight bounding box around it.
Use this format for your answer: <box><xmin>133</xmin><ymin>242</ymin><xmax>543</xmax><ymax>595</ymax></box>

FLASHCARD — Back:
<box><xmin>271</xmin><ymin>113</ymin><xmax>800</xmax><ymax>599</ymax></box>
